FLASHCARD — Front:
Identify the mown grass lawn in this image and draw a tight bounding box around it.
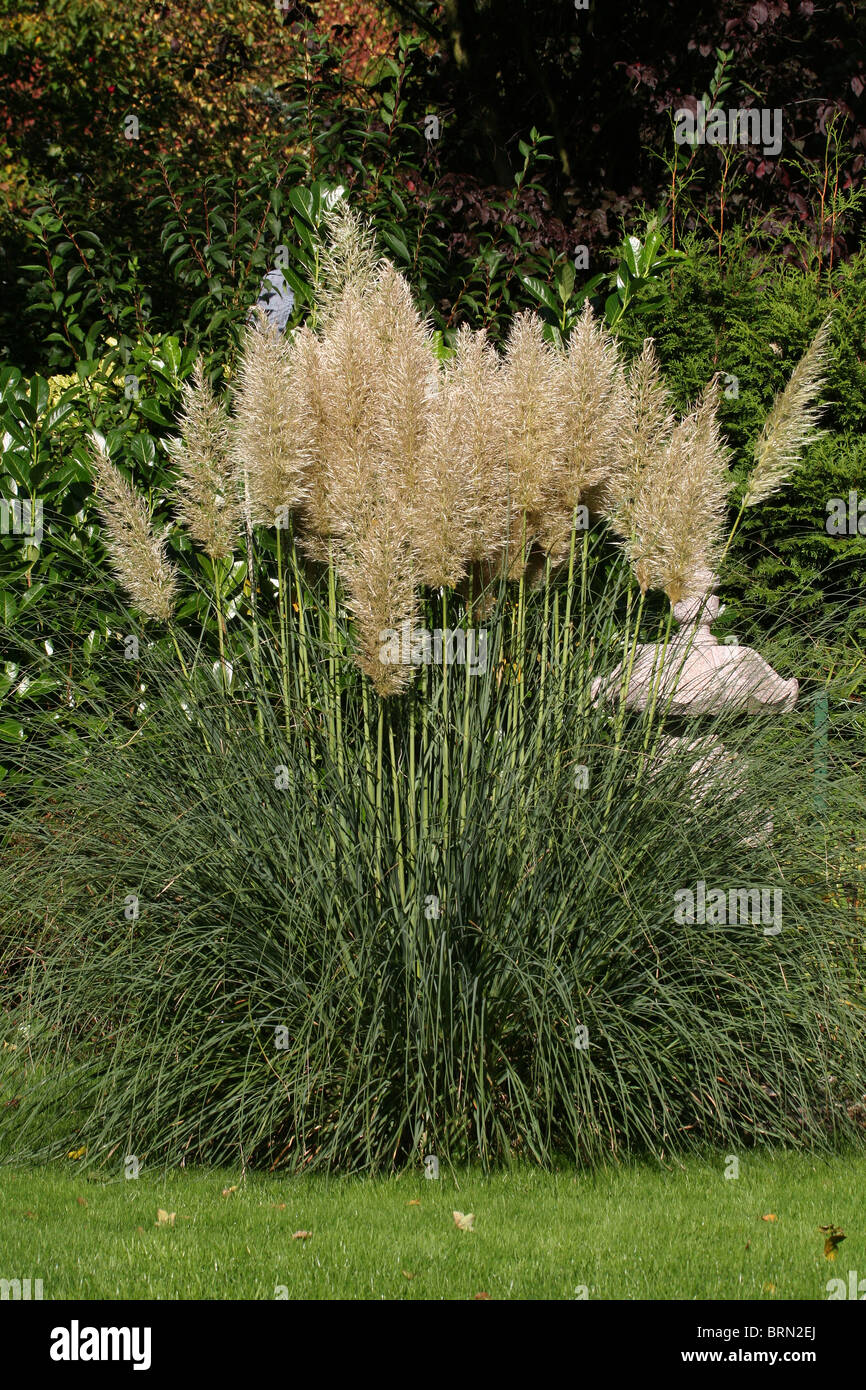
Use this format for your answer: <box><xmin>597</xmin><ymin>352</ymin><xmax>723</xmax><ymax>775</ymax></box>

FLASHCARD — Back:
<box><xmin>1</xmin><ymin>1152</ymin><xmax>863</xmax><ymax>1300</ymax></box>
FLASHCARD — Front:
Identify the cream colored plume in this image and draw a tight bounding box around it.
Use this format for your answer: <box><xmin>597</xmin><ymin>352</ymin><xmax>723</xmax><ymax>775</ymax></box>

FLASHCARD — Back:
<box><xmin>232</xmin><ymin>315</ymin><xmax>312</xmax><ymax>531</ymax></box>
<box><xmin>167</xmin><ymin>358</ymin><xmax>240</xmax><ymax>560</ymax></box>
<box><xmin>743</xmin><ymin>315</ymin><xmax>831</xmax><ymax>508</ymax></box>
<box><xmin>309</xmin><ymin>282</ymin><xmax>385</xmax><ymax>546</ymax></box>
<box><xmin>368</xmin><ymin>263</ymin><xmax>442</xmax><ymax>584</ymax></box>
<box><xmin>628</xmin><ymin>377</ymin><xmax>730</xmax><ymax>605</ymax></box>
<box><xmin>307</xmin><ymin>271</ymin><xmax>423</xmax><ymax>689</ymax></box>
<box><xmin>89</xmin><ymin>435</ymin><xmax>178</xmax><ymax>623</ymax></box>
<box><xmin>420</xmin><ymin>326</ymin><xmax>509</xmax><ymax>587</ymax></box>
<box><xmin>557</xmin><ymin>301</ymin><xmax>626</xmax><ymax>499</ymax></box>
<box><xmin>290</xmin><ymin>325</ymin><xmax>331</xmax><ymax>550</ymax></box>
<box><xmin>541</xmin><ymin>302</ymin><xmax>627</xmax><ymax>563</ymax></box>
<box><xmin>602</xmin><ymin>338</ymin><xmax>675</xmax><ymax>544</ymax></box>
<box><xmin>316</xmin><ymin>201</ymin><xmax>382</xmax><ymax>324</ymax></box>
<box><xmin>335</xmin><ymin>507</ymin><xmax>420</xmax><ymax>697</ymax></box>
<box><xmin>499</xmin><ymin>312</ymin><xmax>563</xmax><ymax>574</ymax></box>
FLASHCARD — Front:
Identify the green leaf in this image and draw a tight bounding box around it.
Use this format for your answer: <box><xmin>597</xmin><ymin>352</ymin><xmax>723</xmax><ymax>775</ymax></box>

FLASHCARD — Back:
<box><xmin>638</xmin><ymin>231</ymin><xmax>663</xmax><ymax>277</ymax></box>
<box><xmin>131</xmin><ymin>434</ymin><xmax>157</xmax><ymax>469</ymax></box>
<box><xmin>42</xmin><ymin>402</ymin><xmax>76</xmax><ymax>439</ymax></box>
<box><xmin>322</xmin><ymin>185</ymin><xmax>345</xmax><ymax>212</ymax></box>
<box><xmin>162</xmin><ymin>338</ymin><xmax>182</xmax><ymax>377</ymax></box>
<box><xmin>380</xmin><ymin>230</ymin><xmax>411</xmax><ymax>264</ymax></box>
<box><xmin>137</xmin><ymin>401</ymin><xmax>175</xmax><ymax>429</ymax></box>
<box><xmin>288</xmin><ymin>187</ymin><xmax>315</xmax><ymax>225</ymax></box>
<box><xmin>0</xmin><ymin>718</ymin><xmax>24</xmax><ymax>743</ymax></box>
<box><xmin>621</xmin><ymin>236</ymin><xmax>642</xmax><ymax>278</ymax></box>
<box><xmin>578</xmin><ymin>273</ymin><xmax>608</xmax><ymax>301</ymax></box>
<box><xmin>0</xmin><ymin>413</ymin><xmax>30</xmax><ymax>447</ymax></box>
<box><xmin>16</xmin><ymin>675</ymin><xmax>57</xmax><ymax>700</ymax></box>
<box><xmin>519</xmin><ymin>274</ymin><xmax>558</xmax><ymax>314</ymax></box>
<box><xmin>291</xmin><ymin>217</ymin><xmax>316</xmax><ymax>255</ymax></box>
<box><xmin>604</xmin><ymin>291</ymin><xmax>623</xmax><ymax>325</ymax></box>
<box><xmin>279</xmin><ymin>264</ymin><xmax>311</xmax><ymax>305</ymax></box>
<box><xmin>17</xmin><ymin>583</ymin><xmax>47</xmax><ymax>616</ymax></box>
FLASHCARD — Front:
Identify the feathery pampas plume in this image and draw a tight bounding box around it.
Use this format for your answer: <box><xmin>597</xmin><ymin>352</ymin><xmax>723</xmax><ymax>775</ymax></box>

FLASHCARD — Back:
<box><xmin>634</xmin><ymin>377</ymin><xmax>730</xmax><ymax>605</ymax></box>
<box><xmin>499</xmin><ymin>312</ymin><xmax>563</xmax><ymax>575</ymax></box>
<box><xmin>338</xmin><ymin>510</ymin><xmax>420</xmax><ymax>697</ymax></box>
<box><xmin>291</xmin><ymin>325</ymin><xmax>331</xmax><ymax>551</ymax></box>
<box><xmin>232</xmin><ymin>315</ymin><xmax>312</xmax><ymax>531</ymax></box>
<box><xmin>541</xmin><ymin>302</ymin><xmax>627</xmax><ymax>563</ymax></box>
<box><xmin>743</xmin><ymin>315</ymin><xmax>831</xmax><ymax>508</ymax></box>
<box><xmin>421</xmin><ymin>326</ymin><xmax>509</xmax><ymax>588</ymax></box>
<box><xmin>311</xmin><ymin>283</ymin><xmax>385</xmax><ymax>543</ymax></box>
<box><xmin>310</xmin><ymin>273</ymin><xmax>423</xmax><ymax>693</ymax></box>
<box><xmin>602</xmin><ymin>338</ymin><xmax>675</xmax><ymax>551</ymax></box>
<box><xmin>167</xmin><ymin>358</ymin><xmax>240</xmax><ymax>560</ymax></box>
<box><xmin>315</xmin><ymin>201</ymin><xmax>383</xmax><ymax>324</ymax></box>
<box><xmin>450</xmin><ymin>327</ymin><xmax>511</xmax><ymax>571</ymax></box>
<box><xmin>604</xmin><ymin>348</ymin><xmax>729</xmax><ymax>603</ymax></box>
<box><xmin>369</xmin><ymin>263</ymin><xmax>441</xmax><ymax>584</ymax></box>
<box><xmin>89</xmin><ymin>435</ymin><xmax>178</xmax><ymax>622</ymax></box>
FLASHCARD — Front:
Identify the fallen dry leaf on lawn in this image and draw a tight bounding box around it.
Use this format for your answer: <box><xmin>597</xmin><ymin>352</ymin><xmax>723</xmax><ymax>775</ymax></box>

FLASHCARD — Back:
<box><xmin>744</xmin><ymin>1241</ymin><xmax>751</xmax><ymax>1251</ymax></box>
<box><xmin>473</xmin><ymin>1291</ymin><xmax>490</xmax><ymax>1300</ymax></box>
<box><xmin>270</xmin><ymin>1202</ymin><xmax>287</xmax><ymax>1209</ymax></box>
<box><xmin>818</xmin><ymin>1225</ymin><xmax>846</xmax><ymax>1259</ymax></box>
<box><xmin>760</xmin><ymin>1213</ymin><xmax>777</xmax><ymax>1222</ymax></box>
<box><xmin>292</xmin><ymin>1230</ymin><xmax>312</xmax><ymax>1240</ymax></box>
<box><xmin>76</xmin><ymin>1196</ymin><xmax>88</xmax><ymax>1207</ymax></box>
<box><xmin>406</xmin><ymin>1200</ymin><xmax>421</xmax><ymax>1206</ymax></box>
<box><xmin>221</xmin><ymin>1185</ymin><xmax>238</xmax><ymax>1196</ymax></box>
<box><xmin>763</xmin><ymin>1282</ymin><xmax>776</xmax><ymax>1293</ymax></box>
<box><xmin>155</xmin><ymin>1209</ymin><xmax>176</xmax><ymax>1227</ymax></box>
<box><xmin>453</xmin><ymin>1211</ymin><xmax>475</xmax><ymax>1231</ymax></box>
<box><xmin>67</xmin><ymin>1147</ymin><xmax>86</xmax><ymax>1160</ymax></box>
<box><xmin>402</xmin><ymin>1270</ymin><xmax>415</xmax><ymax>1279</ymax></box>
<box><xmin>24</xmin><ymin>1210</ymin><xmax>36</xmax><ymax>1219</ymax></box>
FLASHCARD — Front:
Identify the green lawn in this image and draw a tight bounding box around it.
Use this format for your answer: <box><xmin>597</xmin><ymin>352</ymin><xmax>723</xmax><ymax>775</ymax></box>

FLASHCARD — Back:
<box><xmin>1</xmin><ymin>1152</ymin><xmax>863</xmax><ymax>1299</ymax></box>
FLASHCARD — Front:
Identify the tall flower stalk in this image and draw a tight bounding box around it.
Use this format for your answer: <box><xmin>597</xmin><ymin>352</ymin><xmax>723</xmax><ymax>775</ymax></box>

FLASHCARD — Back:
<box><xmin>723</xmin><ymin>315</ymin><xmax>831</xmax><ymax>560</ymax></box>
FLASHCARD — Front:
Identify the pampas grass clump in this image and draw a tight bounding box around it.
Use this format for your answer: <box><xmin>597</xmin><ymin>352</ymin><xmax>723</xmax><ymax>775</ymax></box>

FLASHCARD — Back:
<box><xmin>4</xmin><ymin>205</ymin><xmax>856</xmax><ymax>1177</ymax></box>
